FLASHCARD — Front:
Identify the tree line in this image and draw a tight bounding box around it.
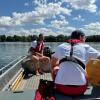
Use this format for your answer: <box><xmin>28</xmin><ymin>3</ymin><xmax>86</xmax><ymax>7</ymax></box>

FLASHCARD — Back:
<box><xmin>0</xmin><ymin>34</ymin><xmax>100</xmax><ymax>42</ymax></box>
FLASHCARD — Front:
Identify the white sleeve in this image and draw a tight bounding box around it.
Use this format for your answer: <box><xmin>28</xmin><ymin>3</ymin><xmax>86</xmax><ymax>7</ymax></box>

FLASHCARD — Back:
<box><xmin>52</xmin><ymin>45</ymin><xmax>62</xmax><ymax>60</ymax></box>
<box><xmin>87</xmin><ymin>46</ymin><xmax>100</xmax><ymax>59</ymax></box>
<box><xmin>31</xmin><ymin>40</ymin><xmax>37</xmax><ymax>48</ymax></box>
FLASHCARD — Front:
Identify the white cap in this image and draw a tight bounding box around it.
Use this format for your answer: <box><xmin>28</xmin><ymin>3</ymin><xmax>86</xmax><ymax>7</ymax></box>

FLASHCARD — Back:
<box><xmin>31</xmin><ymin>40</ymin><xmax>37</xmax><ymax>48</ymax></box>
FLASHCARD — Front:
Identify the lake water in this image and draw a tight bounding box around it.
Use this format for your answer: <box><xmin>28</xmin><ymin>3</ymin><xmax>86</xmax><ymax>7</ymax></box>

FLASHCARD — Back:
<box><xmin>0</xmin><ymin>42</ymin><xmax>100</xmax><ymax>68</ymax></box>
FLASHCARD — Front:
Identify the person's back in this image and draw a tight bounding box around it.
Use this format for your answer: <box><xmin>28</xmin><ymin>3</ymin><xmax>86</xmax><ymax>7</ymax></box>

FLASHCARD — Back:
<box><xmin>54</xmin><ymin>42</ymin><xmax>87</xmax><ymax>86</ymax></box>
<box><xmin>51</xmin><ymin>30</ymin><xmax>100</xmax><ymax>96</ymax></box>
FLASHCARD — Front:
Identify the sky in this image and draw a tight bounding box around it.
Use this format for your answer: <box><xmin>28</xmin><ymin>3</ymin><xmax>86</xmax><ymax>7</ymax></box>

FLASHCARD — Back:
<box><xmin>0</xmin><ymin>0</ymin><xmax>100</xmax><ymax>36</ymax></box>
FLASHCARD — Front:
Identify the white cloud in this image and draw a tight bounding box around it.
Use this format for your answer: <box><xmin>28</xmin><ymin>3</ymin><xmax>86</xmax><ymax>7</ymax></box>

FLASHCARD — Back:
<box><xmin>0</xmin><ymin>2</ymin><xmax>71</xmax><ymax>29</ymax></box>
<box><xmin>24</xmin><ymin>2</ymin><xmax>29</xmax><ymax>7</ymax></box>
<box><xmin>84</xmin><ymin>22</ymin><xmax>100</xmax><ymax>30</ymax></box>
<box><xmin>80</xmin><ymin>22</ymin><xmax>100</xmax><ymax>35</ymax></box>
<box><xmin>33</xmin><ymin>0</ymin><xmax>47</xmax><ymax>6</ymax></box>
<box><xmin>3</xmin><ymin>21</ymin><xmax>100</xmax><ymax>36</ymax></box>
<box><xmin>36</xmin><ymin>26</ymin><xmax>76</xmax><ymax>36</ymax></box>
<box><xmin>0</xmin><ymin>16</ymin><xmax>13</xmax><ymax>27</ymax></box>
<box><xmin>0</xmin><ymin>11</ymin><xmax>45</xmax><ymax>28</ymax></box>
<box><xmin>59</xmin><ymin>15</ymin><xmax>66</xmax><ymax>20</ymax></box>
<box><xmin>62</xmin><ymin>0</ymin><xmax>97</xmax><ymax>13</ymax></box>
<box><xmin>5</xmin><ymin>28</ymin><xmax>58</xmax><ymax>36</ymax></box>
<box><xmin>0</xmin><ymin>28</ymin><xmax>6</xmax><ymax>35</ymax></box>
<box><xmin>0</xmin><ymin>0</ymin><xmax>99</xmax><ymax>36</ymax></box>
<box><xmin>35</xmin><ymin>2</ymin><xmax>72</xmax><ymax>18</ymax></box>
<box><xmin>96</xmin><ymin>10</ymin><xmax>100</xmax><ymax>15</ymax></box>
<box><xmin>50</xmin><ymin>19</ymin><xmax>68</xmax><ymax>29</ymax></box>
<box><xmin>12</xmin><ymin>12</ymin><xmax>44</xmax><ymax>25</ymax></box>
<box><xmin>73</xmin><ymin>15</ymin><xmax>84</xmax><ymax>21</ymax></box>
<box><xmin>58</xmin><ymin>26</ymin><xmax>76</xmax><ymax>36</ymax></box>
<box><xmin>31</xmin><ymin>28</ymin><xmax>58</xmax><ymax>36</ymax></box>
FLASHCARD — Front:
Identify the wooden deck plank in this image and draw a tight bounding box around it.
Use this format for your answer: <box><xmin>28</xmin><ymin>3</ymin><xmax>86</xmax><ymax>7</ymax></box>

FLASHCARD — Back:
<box><xmin>16</xmin><ymin>73</ymin><xmax>100</xmax><ymax>100</ymax></box>
<box><xmin>0</xmin><ymin>90</ymin><xmax>35</xmax><ymax>100</ymax></box>
<box><xmin>17</xmin><ymin>73</ymin><xmax>52</xmax><ymax>91</ymax></box>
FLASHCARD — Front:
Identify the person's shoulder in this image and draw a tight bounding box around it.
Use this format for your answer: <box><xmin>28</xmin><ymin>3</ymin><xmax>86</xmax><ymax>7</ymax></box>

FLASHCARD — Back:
<box><xmin>78</xmin><ymin>43</ymin><xmax>90</xmax><ymax>48</ymax></box>
<box><xmin>59</xmin><ymin>42</ymin><xmax>69</xmax><ymax>47</ymax></box>
<box><xmin>32</xmin><ymin>40</ymin><xmax>37</xmax><ymax>44</ymax></box>
<box><xmin>31</xmin><ymin>40</ymin><xmax>37</xmax><ymax>48</ymax></box>
<box><xmin>32</xmin><ymin>40</ymin><xmax>37</xmax><ymax>43</ymax></box>
<box><xmin>56</xmin><ymin>42</ymin><xmax>69</xmax><ymax>50</ymax></box>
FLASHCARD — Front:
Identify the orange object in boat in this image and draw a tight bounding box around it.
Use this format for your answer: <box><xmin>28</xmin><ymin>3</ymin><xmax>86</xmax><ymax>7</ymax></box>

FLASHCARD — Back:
<box><xmin>86</xmin><ymin>59</ymin><xmax>100</xmax><ymax>86</ymax></box>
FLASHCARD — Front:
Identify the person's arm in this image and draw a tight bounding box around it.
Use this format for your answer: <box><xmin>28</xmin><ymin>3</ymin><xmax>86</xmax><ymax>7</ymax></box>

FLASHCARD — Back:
<box><xmin>51</xmin><ymin>56</ymin><xmax>59</xmax><ymax>70</ymax></box>
<box><xmin>28</xmin><ymin>47</ymin><xmax>33</xmax><ymax>53</ymax></box>
<box><xmin>87</xmin><ymin>45</ymin><xmax>100</xmax><ymax>60</ymax></box>
<box><xmin>51</xmin><ymin>45</ymin><xmax>61</xmax><ymax>79</ymax></box>
<box><xmin>97</xmin><ymin>55</ymin><xmax>100</xmax><ymax>60</ymax></box>
<box><xmin>51</xmin><ymin>56</ymin><xmax>59</xmax><ymax>80</ymax></box>
<box><xmin>28</xmin><ymin>47</ymin><xmax>43</xmax><ymax>57</ymax></box>
<box><xmin>28</xmin><ymin>47</ymin><xmax>36</xmax><ymax>55</ymax></box>
<box><xmin>41</xmin><ymin>49</ymin><xmax>44</xmax><ymax>56</ymax></box>
<box><xmin>40</xmin><ymin>41</ymin><xmax>44</xmax><ymax>56</ymax></box>
<box><xmin>35</xmin><ymin>52</ymin><xmax>43</xmax><ymax>57</ymax></box>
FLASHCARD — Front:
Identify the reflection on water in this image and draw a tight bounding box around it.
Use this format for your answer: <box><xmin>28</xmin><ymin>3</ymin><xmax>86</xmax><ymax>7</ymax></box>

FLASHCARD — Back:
<box><xmin>0</xmin><ymin>42</ymin><xmax>31</xmax><ymax>68</ymax></box>
<box><xmin>88</xmin><ymin>42</ymin><xmax>100</xmax><ymax>51</ymax></box>
<box><xmin>0</xmin><ymin>42</ymin><xmax>100</xmax><ymax>68</ymax></box>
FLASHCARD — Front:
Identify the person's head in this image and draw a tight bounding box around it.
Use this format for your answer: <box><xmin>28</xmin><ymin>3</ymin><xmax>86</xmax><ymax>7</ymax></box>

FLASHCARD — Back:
<box><xmin>37</xmin><ymin>33</ymin><xmax>44</xmax><ymax>41</ymax></box>
<box><xmin>71</xmin><ymin>30</ymin><xmax>86</xmax><ymax>42</ymax></box>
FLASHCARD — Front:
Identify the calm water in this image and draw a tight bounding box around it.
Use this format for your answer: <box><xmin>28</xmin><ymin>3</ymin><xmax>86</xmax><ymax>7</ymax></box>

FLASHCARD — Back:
<box><xmin>0</xmin><ymin>42</ymin><xmax>100</xmax><ymax>68</ymax></box>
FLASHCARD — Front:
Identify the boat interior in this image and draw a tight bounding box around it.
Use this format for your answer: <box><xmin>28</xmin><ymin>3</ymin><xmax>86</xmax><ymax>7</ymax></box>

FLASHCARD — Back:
<box><xmin>0</xmin><ymin>56</ymin><xmax>100</xmax><ymax>100</ymax></box>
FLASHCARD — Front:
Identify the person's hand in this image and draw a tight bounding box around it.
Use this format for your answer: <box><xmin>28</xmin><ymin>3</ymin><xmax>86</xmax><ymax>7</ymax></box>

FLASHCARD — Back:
<box><xmin>35</xmin><ymin>52</ymin><xmax>43</xmax><ymax>57</ymax></box>
<box><xmin>52</xmin><ymin>66</ymin><xmax>59</xmax><ymax>80</ymax></box>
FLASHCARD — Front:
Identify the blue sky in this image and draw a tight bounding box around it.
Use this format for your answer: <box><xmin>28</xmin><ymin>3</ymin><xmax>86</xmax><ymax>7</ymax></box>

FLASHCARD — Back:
<box><xmin>0</xmin><ymin>0</ymin><xmax>100</xmax><ymax>36</ymax></box>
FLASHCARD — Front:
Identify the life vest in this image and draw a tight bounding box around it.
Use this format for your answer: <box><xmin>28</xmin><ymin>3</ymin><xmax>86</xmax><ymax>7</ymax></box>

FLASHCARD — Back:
<box><xmin>31</xmin><ymin>34</ymin><xmax>44</xmax><ymax>54</ymax></box>
<box><xmin>59</xmin><ymin>39</ymin><xmax>85</xmax><ymax>69</ymax></box>
<box><xmin>35</xmin><ymin>41</ymin><xmax>44</xmax><ymax>53</ymax></box>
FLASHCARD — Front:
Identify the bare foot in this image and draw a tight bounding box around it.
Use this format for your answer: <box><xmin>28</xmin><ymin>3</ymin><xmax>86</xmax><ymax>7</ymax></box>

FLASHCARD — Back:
<box><xmin>36</xmin><ymin>73</ymin><xmax>40</xmax><ymax>76</ymax></box>
<box><xmin>36</xmin><ymin>70</ymin><xmax>40</xmax><ymax>76</ymax></box>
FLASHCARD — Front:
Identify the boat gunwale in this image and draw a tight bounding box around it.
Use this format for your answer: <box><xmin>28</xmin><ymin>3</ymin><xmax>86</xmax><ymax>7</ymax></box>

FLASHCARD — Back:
<box><xmin>0</xmin><ymin>56</ymin><xmax>26</xmax><ymax>91</ymax></box>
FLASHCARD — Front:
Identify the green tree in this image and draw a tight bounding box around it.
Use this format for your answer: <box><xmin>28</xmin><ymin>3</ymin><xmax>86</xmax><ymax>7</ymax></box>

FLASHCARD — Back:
<box><xmin>13</xmin><ymin>35</ymin><xmax>21</xmax><ymax>41</ymax></box>
<box><xmin>56</xmin><ymin>34</ymin><xmax>65</xmax><ymax>42</ymax></box>
<box><xmin>6</xmin><ymin>36</ymin><xmax>14</xmax><ymax>41</ymax></box>
<box><xmin>45</xmin><ymin>35</ymin><xmax>56</xmax><ymax>42</ymax></box>
<box><xmin>0</xmin><ymin>35</ymin><xmax>6</xmax><ymax>42</ymax></box>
